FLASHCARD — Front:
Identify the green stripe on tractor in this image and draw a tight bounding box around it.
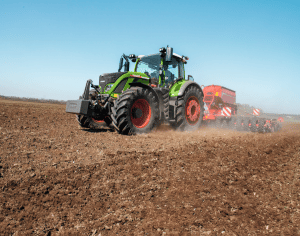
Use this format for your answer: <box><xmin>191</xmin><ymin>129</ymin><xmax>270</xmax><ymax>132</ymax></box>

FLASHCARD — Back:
<box><xmin>101</xmin><ymin>71</ymin><xmax>150</xmax><ymax>97</ymax></box>
<box><xmin>169</xmin><ymin>79</ymin><xmax>187</xmax><ymax>97</ymax></box>
<box><xmin>159</xmin><ymin>58</ymin><xmax>164</xmax><ymax>86</ymax></box>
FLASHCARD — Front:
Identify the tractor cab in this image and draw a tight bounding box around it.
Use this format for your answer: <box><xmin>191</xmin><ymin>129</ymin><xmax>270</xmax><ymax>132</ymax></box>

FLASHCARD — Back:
<box><xmin>163</xmin><ymin>54</ymin><xmax>185</xmax><ymax>86</ymax></box>
<box><xmin>134</xmin><ymin>53</ymin><xmax>161</xmax><ymax>85</ymax></box>
<box><xmin>132</xmin><ymin>50</ymin><xmax>186</xmax><ymax>88</ymax></box>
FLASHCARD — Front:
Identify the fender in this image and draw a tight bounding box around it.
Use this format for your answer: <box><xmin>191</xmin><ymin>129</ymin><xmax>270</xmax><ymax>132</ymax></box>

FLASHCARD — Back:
<box><xmin>177</xmin><ymin>80</ymin><xmax>203</xmax><ymax>96</ymax></box>
<box><xmin>128</xmin><ymin>82</ymin><xmax>159</xmax><ymax>104</ymax></box>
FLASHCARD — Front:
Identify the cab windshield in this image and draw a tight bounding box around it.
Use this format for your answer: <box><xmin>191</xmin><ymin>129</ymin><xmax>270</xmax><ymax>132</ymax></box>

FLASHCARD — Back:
<box><xmin>135</xmin><ymin>54</ymin><xmax>161</xmax><ymax>80</ymax></box>
<box><xmin>135</xmin><ymin>53</ymin><xmax>184</xmax><ymax>86</ymax></box>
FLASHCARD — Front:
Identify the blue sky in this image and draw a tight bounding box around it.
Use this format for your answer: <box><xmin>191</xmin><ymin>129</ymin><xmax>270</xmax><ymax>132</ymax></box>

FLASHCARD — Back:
<box><xmin>1</xmin><ymin>0</ymin><xmax>299</xmax><ymax>114</ymax></box>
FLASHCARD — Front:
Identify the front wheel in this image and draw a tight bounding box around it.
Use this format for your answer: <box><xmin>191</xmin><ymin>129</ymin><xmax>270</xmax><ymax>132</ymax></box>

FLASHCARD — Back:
<box><xmin>172</xmin><ymin>85</ymin><xmax>204</xmax><ymax>131</ymax></box>
<box><xmin>77</xmin><ymin>115</ymin><xmax>112</xmax><ymax>129</ymax></box>
<box><xmin>111</xmin><ymin>87</ymin><xmax>159</xmax><ymax>135</ymax></box>
<box><xmin>76</xmin><ymin>89</ymin><xmax>112</xmax><ymax>129</ymax></box>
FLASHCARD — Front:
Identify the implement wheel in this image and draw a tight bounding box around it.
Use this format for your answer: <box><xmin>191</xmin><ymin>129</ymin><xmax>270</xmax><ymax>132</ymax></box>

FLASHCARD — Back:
<box><xmin>257</xmin><ymin>118</ymin><xmax>266</xmax><ymax>133</ymax></box>
<box><xmin>111</xmin><ymin>87</ymin><xmax>159</xmax><ymax>135</ymax></box>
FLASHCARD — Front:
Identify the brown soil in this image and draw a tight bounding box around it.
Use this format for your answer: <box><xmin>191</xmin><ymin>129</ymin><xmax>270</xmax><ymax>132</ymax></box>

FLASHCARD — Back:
<box><xmin>1</xmin><ymin>98</ymin><xmax>300</xmax><ymax>236</ymax></box>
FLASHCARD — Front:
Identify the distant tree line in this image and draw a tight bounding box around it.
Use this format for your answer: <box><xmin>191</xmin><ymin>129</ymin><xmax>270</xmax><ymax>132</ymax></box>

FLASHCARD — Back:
<box><xmin>0</xmin><ymin>95</ymin><xmax>66</xmax><ymax>104</ymax></box>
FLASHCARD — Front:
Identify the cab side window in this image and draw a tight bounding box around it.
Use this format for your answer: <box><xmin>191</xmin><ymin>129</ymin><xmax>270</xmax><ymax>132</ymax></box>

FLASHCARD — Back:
<box><xmin>165</xmin><ymin>58</ymin><xmax>180</xmax><ymax>86</ymax></box>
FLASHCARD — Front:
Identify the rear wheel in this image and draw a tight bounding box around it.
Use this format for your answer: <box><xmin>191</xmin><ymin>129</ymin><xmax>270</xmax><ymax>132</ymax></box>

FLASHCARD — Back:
<box><xmin>111</xmin><ymin>87</ymin><xmax>159</xmax><ymax>135</ymax></box>
<box><xmin>172</xmin><ymin>86</ymin><xmax>204</xmax><ymax>131</ymax></box>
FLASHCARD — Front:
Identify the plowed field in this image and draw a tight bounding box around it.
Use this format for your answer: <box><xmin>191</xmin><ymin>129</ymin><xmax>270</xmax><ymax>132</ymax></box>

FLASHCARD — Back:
<box><xmin>1</xmin><ymin>98</ymin><xmax>300</xmax><ymax>235</ymax></box>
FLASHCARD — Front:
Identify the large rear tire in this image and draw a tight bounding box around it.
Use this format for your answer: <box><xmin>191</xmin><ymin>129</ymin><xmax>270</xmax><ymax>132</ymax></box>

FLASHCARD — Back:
<box><xmin>172</xmin><ymin>85</ymin><xmax>204</xmax><ymax>131</ymax></box>
<box><xmin>111</xmin><ymin>87</ymin><xmax>159</xmax><ymax>135</ymax></box>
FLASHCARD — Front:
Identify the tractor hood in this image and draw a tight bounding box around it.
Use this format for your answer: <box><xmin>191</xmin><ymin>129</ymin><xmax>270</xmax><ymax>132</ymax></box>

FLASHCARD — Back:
<box><xmin>99</xmin><ymin>72</ymin><xmax>126</xmax><ymax>92</ymax></box>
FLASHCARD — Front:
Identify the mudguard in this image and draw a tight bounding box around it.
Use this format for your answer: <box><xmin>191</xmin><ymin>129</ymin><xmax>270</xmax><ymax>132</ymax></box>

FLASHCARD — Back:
<box><xmin>128</xmin><ymin>83</ymin><xmax>159</xmax><ymax>105</ymax></box>
<box><xmin>128</xmin><ymin>83</ymin><xmax>167</xmax><ymax>120</ymax></box>
<box><xmin>177</xmin><ymin>81</ymin><xmax>202</xmax><ymax>97</ymax></box>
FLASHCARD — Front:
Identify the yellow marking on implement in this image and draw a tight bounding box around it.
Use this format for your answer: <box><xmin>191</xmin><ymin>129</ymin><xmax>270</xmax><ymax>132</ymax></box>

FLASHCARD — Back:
<box><xmin>114</xmin><ymin>94</ymin><xmax>118</xmax><ymax>98</ymax></box>
<box><xmin>215</xmin><ymin>92</ymin><xmax>218</xmax><ymax>96</ymax></box>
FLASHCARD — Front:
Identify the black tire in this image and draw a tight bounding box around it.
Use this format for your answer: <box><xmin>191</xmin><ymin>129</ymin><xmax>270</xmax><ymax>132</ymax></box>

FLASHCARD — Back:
<box><xmin>220</xmin><ymin>119</ymin><xmax>229</xmax><ymax>129</ymax></box>
<box><xmin>76</xmin><ymin>89</ymin><xmax>111</xmax><ymax>129</ymax></box>
<box><xmin>241</xmin><ymin>118</ymin><xmax>247</xmax><ymax>131</ymax></box>
<box><xmin>271</xmin><ymin>119</ymin><xmax>277</xmax><ymax>132</ymax></box>
<box><xmin>162</xmin><ymin>89</ymin><xmax>169</xmax><ymax>120</ymax></box>
<box><xmin>76</xmin><ymin>115</ymin><xmax>111</xmax><ymax>129</ymax></box>
<box><xmin>236</xmin><ymin>117</ymin><xmax>243</xmax><ymax>131</ymax></box>
<box><xmin>214</xmin><ymin>118</ymin><xmax>226</xmax><ymax>129</ymax></box>
<box><xmin>277</xmin><ymin>123</ymin><xmax>282</xmax><ymax>132</ymax></box>
<box><xmin>245</xmin><ymin>118</ymin><xmax>252</xmax><ymax>132</ymax></box>
<box><xmin>250</xmin><ymin>118</ymin><xmax>258</xmax><ymax>132</ymax></box>
<box><xmin>270</xmin><ymin>124</ymin><xmax>275</xmax><ymax>133</ymax></box>
<box><xmin>153</xmin><ymin>88</ymin><xmax>169</xmax><ymax>127</ymax></box>
<box><xmin>215</xmin><ymin>118</ymin><xmax>222</xmax><ymax>128</ymax></box>
<box><xmin>223</xmin><ymin>119</ymin><xmax>231</xmax><ymax>129</ymax></box>
<box><xmin>172</xmin><ymin>85</ymin><xmax>204</xmax><ymax>131</ymax></box>
<box><xmin>77</xmin><ymin>115</ymin><xmax>90</xmax><ymax>128</ymax></box>
<box><xmin>258</xmin><ymin>118</ymin><xmax>266</xmax><ymax>133</ymax></box>
<box><xmin>228</xmin><ymin>117</ymin><xmax>236</xmax><ymax>130</ymax></box>
<box><xmin>111</xmin><ymin>87</ymin><xmax>159</xmax><ymax>135</ymax></box>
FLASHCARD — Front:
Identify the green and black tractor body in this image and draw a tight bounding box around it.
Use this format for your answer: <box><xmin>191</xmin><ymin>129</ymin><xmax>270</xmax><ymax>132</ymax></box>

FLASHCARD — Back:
<box><xmin>66</xmin><ymin>47</ymin><xmax>204</xmax><ymax>134</ymax></box>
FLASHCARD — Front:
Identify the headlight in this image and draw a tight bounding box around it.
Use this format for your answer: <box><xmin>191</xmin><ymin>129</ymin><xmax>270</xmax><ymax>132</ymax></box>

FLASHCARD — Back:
<box><xmin>105</xmin><ymin>83</ymin><xmax>113</xmax><ymax>92</ymax></box>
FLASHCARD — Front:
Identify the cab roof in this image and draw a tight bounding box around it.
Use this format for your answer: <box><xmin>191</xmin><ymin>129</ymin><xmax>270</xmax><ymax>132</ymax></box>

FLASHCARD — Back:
<box><xmin>138</xmin><ymin>52</ymin><xmax>184</xmax><ymax>60</ymax></box>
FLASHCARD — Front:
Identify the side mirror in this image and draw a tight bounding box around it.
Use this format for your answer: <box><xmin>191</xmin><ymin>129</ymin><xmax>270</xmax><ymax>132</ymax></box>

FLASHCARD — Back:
<box><xmin>188</xmin><ymin>75</ymin><xmax>194</xmax><ymax>81</ymax></box>
<box><xmin>118</xmin><ymin>57</ymin><xmax>124</xmax><ymax>72</ymax></box>
<box><xmin>159</xmin><ymin>47</ymin><xmax>166</xmax><ymax>57</ymax></box>
<box><xmin>165</xmin><ymin>47</ymin><xmax>173</xmax><ymax>62</ymax></box>
<box><xmin>129</xmin><ymin>54</ymin><xmax>137</xmax><ymax>62</ymax></box>
<box><xmin>124</xmin><ymin>60</ymin><xmax>130</xmax><ymax>72</ymax></box>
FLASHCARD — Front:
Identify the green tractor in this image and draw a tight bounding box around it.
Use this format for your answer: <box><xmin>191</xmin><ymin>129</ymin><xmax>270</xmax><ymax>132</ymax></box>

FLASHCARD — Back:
<box><xmin>66</xmin><ymin>46</ymin><xmax>204</xmax><ymax>134</ymax></box>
